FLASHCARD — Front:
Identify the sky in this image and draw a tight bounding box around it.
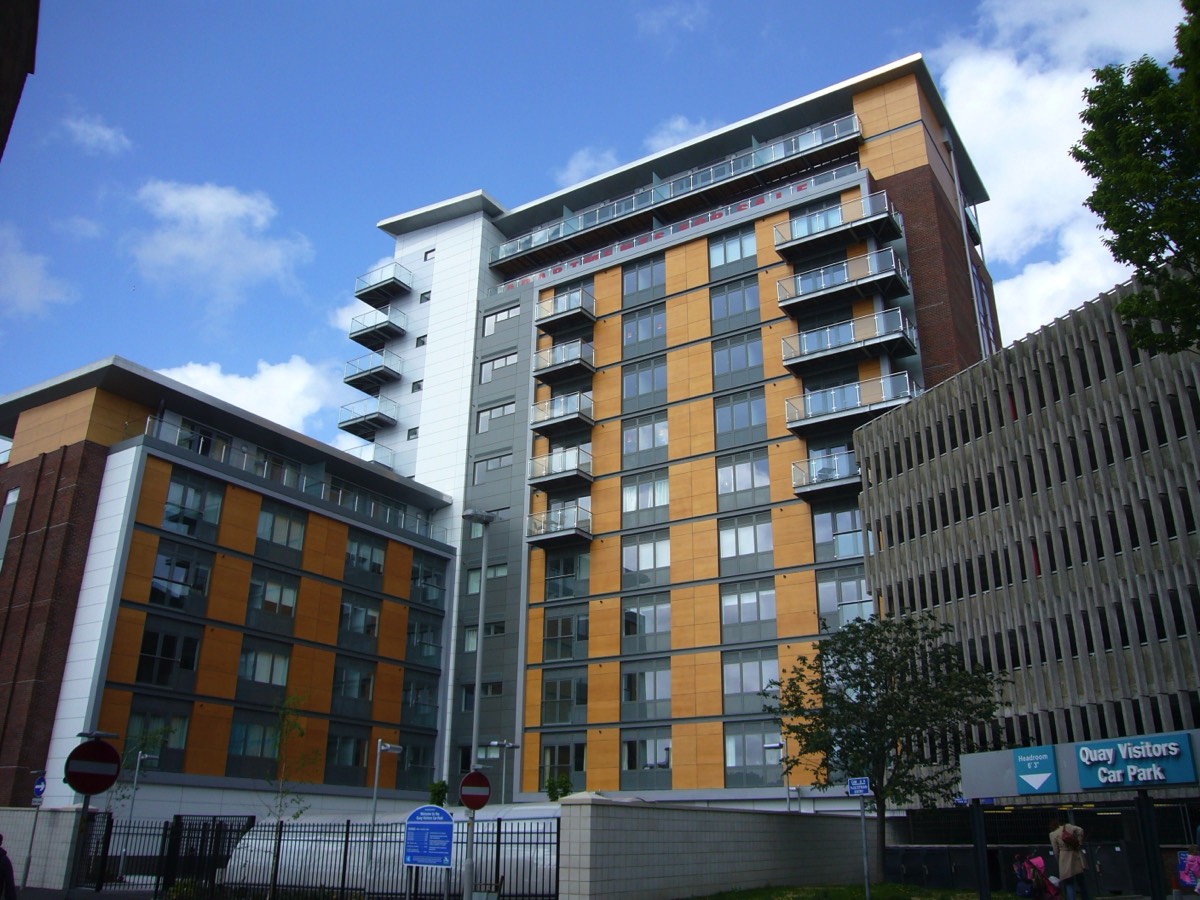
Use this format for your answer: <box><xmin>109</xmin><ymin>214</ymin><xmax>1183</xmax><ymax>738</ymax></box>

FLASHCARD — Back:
<box><xmin>0</xmin><ymin>0</ymin><xmax>1185</xmax><ymax>450</ymax></box>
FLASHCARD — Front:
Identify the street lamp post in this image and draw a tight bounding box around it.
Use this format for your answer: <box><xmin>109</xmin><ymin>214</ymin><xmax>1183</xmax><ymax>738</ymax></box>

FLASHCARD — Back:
<box><xmin>764</xmin><ymin>742</ymin><xmax>791</xmax><ymax>812</ymax></box>
<box><xmin>461</xmin><ymin>509</ymin><xmax>497</xmax><ymax>900</ymax></box>
<box><xmin>370</xmin><ymin>739</ymin><xmax>403</xmax><ymax>860</ymax></box>
<box><xmin>121</xmin><ymin>751</ymin><xmax>158</xmax><ymax>878</ymax></box>
<box><xmin>488</xmin><ymin>740</ymin><xmax>520</xmax><ymax>805</ymax></box>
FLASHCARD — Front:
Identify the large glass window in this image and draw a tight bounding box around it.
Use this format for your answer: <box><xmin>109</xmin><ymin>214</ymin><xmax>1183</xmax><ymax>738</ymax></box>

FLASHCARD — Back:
<box><xmin>710</xmin><ymin>276</ymin><xmax>760</xmax><ymax>333</ymax></box>
<box><xmin>622</xmin><ymin>469</ymin><xmax>669</xmax><ymax>527</ymax></box>
<box><xmin>482</xmin><ymin>305</ymin><xmax>519</xmax><ymax>336</ymax></box>
<box><xmin>476</xmin><ymin>402</ymin><xmax>516</xmax><ymax>433</ymax></box>
<box><xmin>339</xmin><ymin>592</ymin><xmax>380</xmax><ymax>638</ymax></box>
<box><xmin>163</xmin><ymin>469</ymin><xmax>223</xmax><ymax>540</ymax></box>
<box><xmin>238</xmin><ymin>642</ymin><xmax>290</xmax><ymax>686</ymax></box>
<box><xmin>150</xmin><ymin>540</ymin><xmax>212</xmax><ymax>612</ymax></box>
<box><xmin>724</xmin><ymin>721</ymin><xmax>783</xmax><ymax>787</ymax></box>
<box><xmin>137</xmin><ymin>625</ymin><xmax>199</xmax><ymax>688</ymax></box>
<box><xmin>257</xmin><ymin>499</ymin><xmax>306</xmax><ymax>560</ymax></box>
<box><xmin>622</xmin><ymin>356</ymin><xmax>667</xmax><ymax>412</ymax></box>
<box><xmin>126</xmin><ymin>706</ymin><xmax>189</xmax><ymax>772</ymax></box>
<box><xmin>817</xmin><ymin>564</ymin><xmax>872</xmax><ymax>630</ymax></box>
<box><xmin>545</xmin><ymin>549</ymin><xmax>589</xmax><ymax>600</ymax></box>
<box><xmin>542</xmin><ymin>668</ymin><xmax>588</xmax><ymax>725</ymax></box>
<box><xmin>622</xmin><ymin>412</ymin><xmax>668</xmax><ymax>467</ymax></box>
<box><xmin>541</xmin><ymin>733</ymin><xmax>586</xmax><ymax>793</ymax></box>
<box><xmin>623</xmin><ymin>303</ymin><xmax>667</xmax><ymax>357</ymax></box>
<box><xmin>712</xmin><ymin>332</ymin><xmax>763</xmax><ymax>391</ymax></box>
<box><xmin>247</xmin><ymin>566</ymin><xmax>298</xmax><ymax>624</ymax></box>
<box><xmin>480</xmin><ymin>352</ymin><xmax>518</xmax><ymax>383</ymax></box>
<box><xmin>622</xmin><ymin>593</ymin><xmax>671</xmax><ymax>653</ymax></box>
<box><xmin>718</xmin><ymin>511</ymin><xmax>773</xmax><ymax>575</ymax></box>
<box><xmin>714</xmin><ymin>388</ymin><xmax>767</xmax><ymax>450</ymax></box>
<box><xmin>709</xmin><ymin>225</ymin><xmax>757</xmax><ymax>279</ymax></box>
<box><xmin>402</xmin><ymin>672</ymin><xmax>438</xmax><ymax>728</ymax></box>
<box><xmin>345</xmin><ymin>531</ymin><xmax>385</xmax><ymax>582</ymax></box>
<box><xmin>544</xmin><ymin>605</ymin><xmax>589</xmax><ymax>661</ymax></box>
<box><xmin>620</xmin><ymin>727</ymin><xmax>672</xmax><ymax>791</ymax></box>
<box><xmin>227</xmin><ymin>715</ymin><xmax>279</xmax><ymax>760</ymax></box>
<box><xmin>466</xmin><ymin>563</ymin><xmax>508</xmax><ymax>594</ymax></box>
<box><xmin>622</xmin><ymin>254</ymin><xmax>666</xmax><ymax>308</ymax></box>
<box><xmin>411</xmin><ymin>551</ymin><xmax>447</xmax><ymax>608</ymax></box>
<box><xmin>621</xmin><ymin>658</ymin><xmax>671</xmax><ymax>721</ymax></box>
<box><xmin>716</xmin><ymin>449</ymin><xmax>770</xmax><ymax>511</ymax></box>
<box><xmin>325</xmin><ymin>727</ymin><xmax>370</xmax><ymax>786</ymax></box>
<box><xmin>723</xmin><ymin>647</ymin><xmax>779</xmax><ymax>714</ymax></box>
<box><xmin>721</xmin><ymin>578</ymin><xmax>777</xmax><ymax>643</ymax></box>
<box><xmin>406</xmin><ymin>610</ymin><xmax>442</xmax><ymax>663</ymax></box>
<box><xmin>332</xmin><ymin>658</ymin><xmax>375</xmax><ymax>700</ymax></box>
<box><xmin>621</xmin><ymin>529</ymin><xmax>671</xmax><ymax>589</ymax></box>
<box><xmin>813</xmin><ymin>503</ymin><xmax>865</xmax><ymax>562</ymax></box>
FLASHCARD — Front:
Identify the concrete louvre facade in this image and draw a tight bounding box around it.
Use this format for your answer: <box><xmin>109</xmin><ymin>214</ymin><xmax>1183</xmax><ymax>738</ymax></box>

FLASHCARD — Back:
<box><xmin>855</xmin><ymin>282</ymin><xmax>1200</xmax><ymax>800</ymax></box>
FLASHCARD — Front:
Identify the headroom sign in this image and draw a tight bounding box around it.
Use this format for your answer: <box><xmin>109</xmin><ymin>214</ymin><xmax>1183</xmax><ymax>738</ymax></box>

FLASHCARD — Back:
<box><xmin>1075</xmin><ymin>732</ymin><xmax>1197</xmax><ymax>790</ymax></box>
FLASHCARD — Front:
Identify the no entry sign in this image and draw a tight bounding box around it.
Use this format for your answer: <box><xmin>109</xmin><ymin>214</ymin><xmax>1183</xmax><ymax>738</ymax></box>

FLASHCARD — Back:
<box><xmin>459</xmin><ymin>769</ymin><xmax>491</xmax><ymax>810</ymax></box>
<box><xmin>65</xmin><ymin>739</ymin><xmax>121</xmax><ymax>795</ymax></box>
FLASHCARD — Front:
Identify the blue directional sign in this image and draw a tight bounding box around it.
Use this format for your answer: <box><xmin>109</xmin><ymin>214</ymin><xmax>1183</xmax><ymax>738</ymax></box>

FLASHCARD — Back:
<box><xmin>1014</xmin><ymin>746</ymin><xmax>1059</xmax><ymax>795</ymax></box>
<box><xmin>33</xmin><ymin>776</ymin><xmax>46</xmax><ymax>797</ymax></box>
<box><xmin>404</xmin><ymin>805</ymin><xmax>453</xmax><ymax>868</ymax></box>
<box><xmin>848</xmin><ymin>777</ymin><xmax>870</xmax><ymax>796</ymax></box>
<box><xmin>1075</xmin><ymin>732</ymin><xmax>1196</xmax><ymax>790</ymax></box>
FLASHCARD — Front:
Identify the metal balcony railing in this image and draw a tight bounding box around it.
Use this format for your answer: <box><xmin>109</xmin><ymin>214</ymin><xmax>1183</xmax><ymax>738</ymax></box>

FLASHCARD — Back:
<box><xmin>792</xmin><ymin>451</ymin><xmax>860</xmax><ymax>489</ymax></box>
<box><xmin>339</xmin><ymin>396</ymin><xmax>399</xmax><ymax>425</ymax></box>
<box><xmin>344</xmin><ymin>351</ymin><xmax>403</xmax><ymax>382</ymax></box>
<box><xmin>531</xmin><ymin>391</ymin><xmax>593</xmax><ymax>425</ymax></box>
<box><xmin>527</xmin><ymin>503</ymin><xmax>592</xmax><ymax>538</ymax></box>
<box><xmin>536</xmin><ymin>285</ymin><xmax>596</xmax><ymax>322</ymax></box>
<box><xmin>773</xmin><ymin>190</ymin><xmax>900</xmax><ymax>246</ymax></box>
<box><xmin>354</xmin><ymin>260</ymin><xmax>413</xmax><ymax>299</ymax></box>
<box><xmin>781</xmin><ymin>309</ymin><xmax>915</xmax><ymax>362</ymax></box>
<box><xmin>785</xmin><ymin>372</ymin><xmax>919</xmax><ymax>425</ymax></box>
<box><xmin>777</xmin><ymin>248</ymin><xmax>909</xmax><ymax>306</ymax></box>
<box><xmin>533</xmin><ymin>340</ymin><xmax>595</xmax><ymax>372</ymax></box>
<box><xmin>349</xmin><ymin>305</ymin><xmax>407</xmax><ymax>339</ymax></box>
<box><xmin>529</xmin><ymin>447</ymin><xmax>593</xmax><ymax>480</ymax></box>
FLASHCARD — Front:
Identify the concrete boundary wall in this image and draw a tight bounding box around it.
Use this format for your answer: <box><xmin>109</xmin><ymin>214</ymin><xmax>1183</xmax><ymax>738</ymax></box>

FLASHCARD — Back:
<box><xmin>560</xmin><ymin>793</ymin><xmax>877</xmax><ymax>899</ymax></box>
<box><xmin>0</xmin><ymin>807</ymin><xmax>83</xmax><ymax>889</ymax></box>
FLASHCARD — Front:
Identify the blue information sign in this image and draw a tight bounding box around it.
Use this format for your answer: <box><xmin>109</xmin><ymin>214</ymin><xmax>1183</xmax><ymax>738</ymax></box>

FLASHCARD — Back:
<box><xmin>404</xmin><ymin>805</ymin><xmax>454</xmax><ymax>868</ymax></box>
<box><xmin>848</xmin><ymin>777</ymin><xmax>870</xmax><ymax>796</ymax></box>
<box><xmin>33</xmin><ymin>776</ymin><xmax>46</xmax><ymax>797</ymax></box>
<box><xmin>1014</xmin><ymin>746</ymin><xmax>1059</xmax><ymax>794</ymax></box>
<box><xmin>1075</xmin><ymin>732</ymin><xmax>1196</xmax><ymax>790</ymax></box>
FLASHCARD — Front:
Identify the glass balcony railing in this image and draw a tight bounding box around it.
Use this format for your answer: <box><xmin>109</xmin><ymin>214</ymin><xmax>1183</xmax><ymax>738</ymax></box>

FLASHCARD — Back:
<box><xmin>528</xmin><ymin>503</ymin><xmax>592</xmax><ymax>538</ymax></box>
<box><xmin>349</xmin><ymin>305</ymin><xmax>407</xmax><ymax>339</ymax></box>
<box><xmin>531</xmin><ymin>391</ymin><xmax>593</xmax><ymax>425</ymax></box>
<box><xmin>792</xmin><ymin>451</ymin><xmax>860</xmax><ymax>489</ymax></box>
<box><xmin>354</xmin><ymin>260</ymin><xmax>413</xmax><ymax>298</ymax></box>
<box><xmin>339</xmin><ymin>396</ymin><xmax>399</xmax><ymax>424</ymax></box>
<box><xmin>491</xmin><ymin>113</ymin><xmax>860</xmax><ymax>263</ymax></box>
<box><xmin>536</xmin><ymin>285</ymin><xmax>595</xmax><ymax>322</ymax></box>
<box><xmin>529</xmin><ymin>447</ymin><xmax>593</xmax><ymax>480</ymax></box>
<box><xmin>344</xmin><ymin>351</ymin><xmax>403</xmax><ymax>381</ymax></box>
<box><xmin>773</xmin><ymin>190</ymin><xmax>898</xmax><ymax>245</ymax></box>
<box><xmin>778</xmin><ymin>248</ymin><xmax>908</xmax><ymax>305</ymax></box>
<box><xmin>533</xmin><ymin>340</ymin><xmax>594</xmax><ymax>372</ymax></box>
<box><xmin>781</xmin><ymin>309</ymin><xmax>915</xmax><ymax>362</ymax></box>
<box><xmin>785</xmin><ymin>372</ymin><xmax>919</xmax><ymax>425</ymax></box>
<box><xmin>343</xmin><ymin>441</ymin><xmax>396</xmax><ymax>469</ymax></box>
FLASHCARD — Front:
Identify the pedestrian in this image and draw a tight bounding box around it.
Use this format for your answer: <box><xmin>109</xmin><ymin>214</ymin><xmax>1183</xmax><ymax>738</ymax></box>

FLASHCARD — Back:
<box><xmin>0</xmin><ymin>833</ymin><xmax>17</xmax><ymax>900</ymax></box>
<box><xmin>1049</xmin><ymin>816</ymin><xmax>1088</xmax><ymax>900</ymax></box>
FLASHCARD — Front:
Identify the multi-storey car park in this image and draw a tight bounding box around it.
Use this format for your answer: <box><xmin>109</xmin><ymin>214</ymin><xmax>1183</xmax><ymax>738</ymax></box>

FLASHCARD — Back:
<box><xmin>339</xmin><ymin>53</ymin><xmax>999</xmax><ymax>806</ymax></box>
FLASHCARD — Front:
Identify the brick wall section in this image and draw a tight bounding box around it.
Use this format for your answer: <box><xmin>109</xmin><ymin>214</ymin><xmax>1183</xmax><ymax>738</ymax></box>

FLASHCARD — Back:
<box><xmin>0</xmin><ymin>441</ymin><xmax>109</xmax><ymax>805</ymax></box>
<box><xmin>881</xmin><ymin>165</ymin><xmax>993</xmax><ymax>388</ymax></box>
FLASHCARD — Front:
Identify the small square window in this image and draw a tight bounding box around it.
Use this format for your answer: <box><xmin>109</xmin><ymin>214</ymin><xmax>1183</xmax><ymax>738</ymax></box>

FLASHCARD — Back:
<box><xmin>416</xmin><ymin>335</ymin><xmax>427</xmax><ymax>347</ymax></box>
<box><xmin>407</xmin><ymin>427</ymin><xmax>419</xmax><ymax>440</ymax></box>
<box><xmin>412</xmin><ymin>380</ymin><xmax>423</xmax><ymax>392</ymax></box>
<box><xmin>420</xmin><ymin>291</ymin><xmax>431</xmax><ymax>304</ymax></box>
<box><xmin>424</xmin><ymin>248</ymin><xmax>436</xmax><ymax>261</ymax></box>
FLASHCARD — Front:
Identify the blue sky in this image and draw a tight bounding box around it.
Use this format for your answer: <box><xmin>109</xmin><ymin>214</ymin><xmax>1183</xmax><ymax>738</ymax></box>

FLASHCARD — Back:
<box><xmin>0</xmin><ymin>0</ymin><xmax>1183</xmax><ymax>448</ymax></box>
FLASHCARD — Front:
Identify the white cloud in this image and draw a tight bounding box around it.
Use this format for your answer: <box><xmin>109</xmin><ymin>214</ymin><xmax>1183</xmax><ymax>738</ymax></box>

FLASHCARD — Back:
<box><xmin>62</xmin><ymin>113</ymin><xmax>132</xmax><ymax>156</ymax></box>
<box><xmin>554</xmin><ymin>147</ymin><xmax>619</xmax><ymax>189</ymax></box>
<box><xmin>57</xmin><ymin>215</ymin><xmax>104</xmax><ymax>239</ymax></box>
<box><xmin>129</xmin><ymin>180</ymin><xmax>313</xmax><ymax>315</ymax></box>
<box><xmin>636</xmin><ymin>0</ymin><xmax>709</xmax><ymax>37</ymax></box>
<box><xmin>934</xmin><ymin>0</ymin><xmax>1181</xmax><ymax>344</ymax></box>
<box><xmin>0</xmin><ymin>223</ymin><xmax>74</xmax><ymax>316</ymax></box>
<box><xmin>156</xmin><ymin>356</ymin><xmax>342</xmax><ymax>433</ymax></box>
<box><xmin>644</xmin><ymin>115</ymin><xmax>720</xmax><ymax>153</ymax></box>
<box><xmin>330</xmin><ymin>299</ymin><xmax>364</xmax><ymax>332</ymax></box>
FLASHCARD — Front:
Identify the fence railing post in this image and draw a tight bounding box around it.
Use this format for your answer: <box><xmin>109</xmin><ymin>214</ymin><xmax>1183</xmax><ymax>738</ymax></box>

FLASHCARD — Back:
<box><xmin>339</xmin><ymin>820</ymin><xmax>351</xmax><ymax>900</ymax></box>
<box><xmin>268</xmin><ymin>819</ymin><xmax>284</xmax><ymax>900</ymax></box>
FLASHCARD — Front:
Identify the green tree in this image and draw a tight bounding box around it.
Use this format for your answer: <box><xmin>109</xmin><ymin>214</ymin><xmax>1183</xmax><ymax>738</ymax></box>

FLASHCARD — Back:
<box><xmin>764</xmin><ymin>615</ymin><xmax>1004</xmax><ymax>876</ymax></box>
<box><xmin>265</xmin><ymin>694</ymin><xmax>317</xmax><ymax>821</ymax></box>
<box><xmin>1070</xmin><ymin>0</ymin><xmax>1200</xmax><ymax>354</ymax></box>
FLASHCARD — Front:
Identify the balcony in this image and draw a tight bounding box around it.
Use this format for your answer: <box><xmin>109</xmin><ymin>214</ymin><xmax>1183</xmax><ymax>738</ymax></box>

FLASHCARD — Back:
<box><xmin>343</xmin><ymin>441</ymin><xmax>396</xmax><ymax>470</ymax></box>
<box><xmin>777</xmin><ymin>248</ymin><xmax>910</xmax><ymax>313</ymax></box>
<box><xmin>338</xmin><ymin>396</ymin><xmax>399</xmax><ymax>439</ymax></box>
<box><xmin>533</xmin><ymin>340</ymin><xmax>595</xmax><ymax>384</ymax></box>
<box><xmin>527</xmin><ymin>503</ymin><xmax>592</xmax><ymax>546</ymax></box>
<box><xmin>344</xmin><ymin>351</ymin><xmax>403</xmax><ymax>394</ymax></box>
<box><xmin>781</xmin><ymin>309</ymin><xmax>917</xmax><ymax>372</ymax></box>
<box><xmin>354</xmin><ymin>261</ymin><xmax>413</xmax><ymax>307</ymax></box>
<box><xmin>785</xmin><ymin>372</ymin><xmax>919</xmax><ymax>431</ymax></box>
<box><xmin>792</xmin><ymin>451</ymin><xmax>860</xmax><ymax>495</ymax></box>
<box><xmin>536</xmin><ymin>285</ymin><xmax>596</xmax><ymax>335</ymax></box>
<box><xmin>530</xmin><ymin>391</ymin><xmax>594</xmax><ymax>436</ymax></box>
<box><xmin>349</xmin><ymin>305</ymin><xmax>407</xmax><ymax>350</ymax></box>
<box><xmin>773</xmin><ymin>191</ymin><xmax>903</xmax><ymax>259</ymax></box>
<box><xmin>529</xmin><ymin>447</ymin><xmax>594</xmax><ymax>490</ymax></box>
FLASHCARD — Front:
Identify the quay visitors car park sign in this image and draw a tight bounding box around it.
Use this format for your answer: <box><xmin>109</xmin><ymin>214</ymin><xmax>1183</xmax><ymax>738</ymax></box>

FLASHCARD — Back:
<box><xmin>961</xmin><ymin>729</ymin><xmax>1198</xmax><ymax>799</ymax></box>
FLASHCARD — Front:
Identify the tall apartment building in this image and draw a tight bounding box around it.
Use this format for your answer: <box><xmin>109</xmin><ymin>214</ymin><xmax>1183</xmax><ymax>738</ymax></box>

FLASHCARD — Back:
<box><xmin>0</xmin><ymin>358</ymin><xmax>455</xmax><ymax>814</ymax></box>
<box><xmin>342</xmin><ymin>54</ymin><xmax>998</xmax><ymax>804</ymax></box>
<box><xmin>856</xmin><ymin>282</ymin><xmax>1200</xmax><ymax>802</ymax></box>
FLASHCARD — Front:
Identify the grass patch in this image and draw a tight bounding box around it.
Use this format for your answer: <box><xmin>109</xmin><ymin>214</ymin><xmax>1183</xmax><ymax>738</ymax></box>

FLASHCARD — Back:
<box><xmin>692</xmin><ymin>885</ymin><xmax>978</xmax><ymax>900</ymax></box>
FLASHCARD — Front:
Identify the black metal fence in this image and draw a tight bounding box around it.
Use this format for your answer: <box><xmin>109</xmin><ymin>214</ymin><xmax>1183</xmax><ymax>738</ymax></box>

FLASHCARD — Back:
<box><xmin>76</xmin><ymin>814</ymin><xmax>559</xmax><ymax>899</ymax></box>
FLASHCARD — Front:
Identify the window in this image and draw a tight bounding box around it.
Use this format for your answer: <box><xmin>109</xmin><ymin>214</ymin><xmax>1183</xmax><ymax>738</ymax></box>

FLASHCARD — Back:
<box><xmin>340</xmin><ymin>593</ymin><xmax>380</xmax><ymax>637</ymax></box>
<box><xmin>424</xmin><ymin>248</ymin><xmax>436</xmax><ymax>261</ymax></box>
<box><xmin>407</xmin><ymin>610</ymin><xmax>441</xmax><ymax>662</ymax></box>
<box><xmin>814</xmin><ymin>504</ymin><xmax>865</xmax><ymax>562</ymax></box>
<box><xmin>710</xmin><ymin>276</ymin><xmax>760</xmax><ymax>333</ymax></box>
<box><xmin>332</xmin><ymin>658</ymin><xmax>375</xmax><ymax>700</ymax></box>
<box><xmin>473</xmin><ymin>453</ymin><xmax>513</xmax><ymax>483</ymax></box>
<box><xmin>718</xmin><ymin>511</ymin><xmax>773</xmax><ymax>575</ymax></box>
<box><xmin>483</xmin><ymin>305</ymin><xmax>520</xmax><ymax>336</ymax></box>
<box><xmin>622</xmin><ymin>356</ymin><xmax>667</xmax><ymax>412</ymax></box>
<box><xmin>546</xmin><ymin>549</ymin><xmax>589</xmax><ymax>600</ymax></box>
<box><xmin>723</xmin><ymin>647</ymin><xmax>779</xmax><ymax>714</ymax></box>
<box><xmin>622</xmin><ymin>469</ymin><xmax>669</xmax><ymax>527</ymax></box>
<box><xmin>544</xmin><ymin>605</ymin><xmax>589</xmax><ymax>661</ymax></box>
<box><xmin>712</xmin><ymin>332</ymin><xmax>763</xmax><ymax>390</ymax></box>
<box><xmin>402</xmin><ymin>672</ymin><xmax>438</xmax><ymax>727</ymax></box>
<box><xmin>622</xmin><ymin>303</ymin><xmax>667</xmax><ymax>357</ymax></box>
<box><xmin>477</xmin><ymin>401</ymin><xmax>516</xmax><ymax>433</ymax></box>
<box><xmin>461</xmin><ymin>684</ymin><xmax>475</xmax><ymax>712</ymax></box>
<box><xmin>228</xmin><ymin>716</ymin><xmax>279</xmax><ymax>760</ymax></box>
<box><xmin>325</xmin><ymin>729</ymin><xmax>370</xmax><ymax>784</ymax></box>
<box><xmin>622</xmin><ymin>593</ymin><xmax>671</xmax><ymax>653</ymax></box>
<box><xmin>622</xmin><ymin>529</ymin><xmax>671</xmax><ymax>589</ymax></box>
<box><xmin>411</xmin><ymin>380</ymin><xmax>423</xmax><ymax>392</ymax></box>
<box><xmin>419</xmin><ymin>291</ymin><xmax>431</xmax><ymax>303</ymax></box>
<box><xmin>467</xmin><ymin>508</ymin><xmax>508</xmax><ymax>538</ymax></box>
<box><xmin>716</xmin><ymin>449</ymin><xmax>770</xmax><ymax>511</ymax></box>
<box><xmin>410</xmin><ymin>550</ymin><xmax>447</xmax><ymax>608</ymax></box>
<box><xmin>541</xmin><ymin>733</ymin><xmax>586</xmax><ymax>792</ymax></box>
<box><xmin>416</xmin><ymin>334</ymin><xmax>427</xmax><ymax>347</ymax></box>
<box><xmin>137</xmin><ymin>626</ymin><xmax>199</xmax><ymax>687</ymax></box>
<box><xmin>622</xmin><ymin>412</ymin><xmax>668</xmax><ymax>467</ymax></box>
<box><xmin>620</xmin><ymin>727</ymin><xmax>672</xmax><ymax>790</ymax></box>
<box><xmin>714</xmin><ymin>388</ymin><xmax>767</xmax><ymax>450</ymax></box>
<box><xmin>407</xmin><ymin>427</ymin><xmax>419</xmax><ymax>440</ymax></box>
<box><xmin>239</xmin><ymin>643</ymin><xmax>290</xmax><ymax>686</ymax></box>
<box><xmin>126</xmin><ymin>707</ymin><xmax>189</xmax><ymax>771</ymax></box>
<box><xmin>163</xmin><ymin>469</ymin><xmax>223</xmax><ymax>540</ymax></box>
<box><xmin>464</xmin><ymin>620</ymin><xmax>507</xmax><ymax>652</ymax></box>
<box><xmin>721</xmin><ymin>578</ymin><xmax>777</xmax><ymax>642</ymax></box>
<box><xmin>622</xmin><ymin>254</ymin><xmax>666</xmax><ymax>307</ymax></box>
<box><xmin>257</xmin><ymin>500</ymin><xmax>306</xmax><ymax>551</ymax></box>
<box><xmin>345</xmin><ymin>531</ymin><xmax>385</xmax><ymax>580</ymax></box>
<box><xmin>482</xmin><ymin>682</ymin><xmax>503</xmax><ymax>697</ymax></box>
<box><xmin>542</xmin><ymin>668</ymin><xmax>588</xmax><ymax>725</ymax></box>
<box><xmin>466</xmin><ymin>563</ymin><xmax>508</xmax><ymax>595</ymax></box>
<box><xmin>621</xmin><ymin>658</ymin><xmax>671</xmax><ymax>720</ymax></box>
<box><xmin>817</xmin><ymin>565</ymin><xmax>872</xmax><ymax>630</ymax></box>
<box><xmin>151</xmin><ymin>540</ymin><xmax>212</xmax><ymax>611</ymax></box>
<box><xmin>480</xmin><ymin>352</ymin><xmax>518</xmax><ymax>383</ymax></box>
<box><xmin>709</xmin><ymin>225</ymin><xmax>756</xmax><ymax>278</ymax></box>
<box><xmin>724</xmin><ymin>721</ymin><xmax>783</xmax><ymax>787</ymax></box>
<box><xmin>0</xmin><ymin>487</ymin><xmax>19</xmax><ymax>572</ymax></box>
<box><xmin>247</xmin><ymin>566</ymin><xmax>298</xmax><ymax>617</ymax></box>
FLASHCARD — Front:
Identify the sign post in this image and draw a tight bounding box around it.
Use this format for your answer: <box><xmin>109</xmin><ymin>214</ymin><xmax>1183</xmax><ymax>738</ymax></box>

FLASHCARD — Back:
<box><xmin>459</xmin><ymin>770</ymin><xmax>491</xmax><ymax>900</ymax></box>
<box><xmin>849</xmin><ymin>777</ymin><xmax>872</xmax><ymax>900</ymax></box>
<box><xmin>21</xmin><ymin>773</ymin><xmax>46</xmax><ymax>890</ymax></box>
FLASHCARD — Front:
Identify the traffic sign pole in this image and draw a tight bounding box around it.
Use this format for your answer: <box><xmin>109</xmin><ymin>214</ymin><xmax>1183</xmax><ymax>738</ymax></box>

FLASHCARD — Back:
<box><xmin>21</xmin><ymin>773</ymin><xmax>46</xmax><ymax>890</ymax></box>
<box><xmin>458</xmin><ymin>771</ymin><xmax>491</xmax><ymax>900</ymax></box>
<box><xmin>848</xmin><ymin>777</ymin><xmax>872</xmax><ymax>900</ymax></box>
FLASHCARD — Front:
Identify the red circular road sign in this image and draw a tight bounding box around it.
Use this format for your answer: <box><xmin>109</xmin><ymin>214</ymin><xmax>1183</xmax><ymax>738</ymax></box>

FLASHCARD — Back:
<box><xmin>65</xmin><ymin>739</ymin><xmax>121</xmax><ymax>795</ymax></box>
<box><xmin>459</xmin><ymin>769</ymin><xmax>491</xmax><ymax>810</ymax></box>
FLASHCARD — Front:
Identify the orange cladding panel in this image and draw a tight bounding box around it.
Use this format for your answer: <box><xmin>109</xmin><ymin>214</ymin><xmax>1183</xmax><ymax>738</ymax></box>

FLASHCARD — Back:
<box><xmin>194</xmin><ymin>624</ymin><xmax>241</xmax><ymax>698</ymax></box>
<box><xmin>301</xmin><ymin>515</ymin><xmax>349</xmax><ymax>580</ymax></box>
<box><xmin>587</xmin><ymin>660</ymin><xmax>619</xmax><ymax>725</ymax></box>
<box><xmin>216</xmin><ymin>485</ymin><xmax>259</xmax><ymax>554</ymax></box>
<box><xmin>135</xmin><ymin>457</ymin><xmax>172</xmax><ymax>526</ymax></box>
<box><xmin>185</xmin><ymin>701</ymin><xmax>233</xmax><ymax>776</ymax></box>
<box><xmin>586</xmin><ymin>727</ymin><xmax>619</xmax><ymax>792</ymax></box>
<box><xmin>208</xmin><ymin>555</ymin><xmax>253</xmax><ymax>625</ymax></box>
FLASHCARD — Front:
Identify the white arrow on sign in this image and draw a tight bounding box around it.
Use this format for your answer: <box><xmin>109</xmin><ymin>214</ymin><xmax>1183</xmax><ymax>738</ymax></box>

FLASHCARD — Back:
<box><xmin>1019</xmin><ymin>773</ymin><xmax>1052</xmax><ymax>791</ymax></box>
